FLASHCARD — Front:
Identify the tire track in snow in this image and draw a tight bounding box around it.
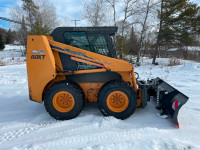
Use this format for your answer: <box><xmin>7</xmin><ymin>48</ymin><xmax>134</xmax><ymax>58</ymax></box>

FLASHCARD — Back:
<box><xmin>0</xmin><ymin>116</ymin><xmax>100</xmax><ymax>146</ymax></box>
<box><xmin>0</xmin><ymin>123</ymin><xmax>48</xmax><ymax>144</ymax></box>
<box><xmin>0</xmin><ymin>116</ymin><xmax>196</xmax><ymax>150</ymax></box>
<box><xmin>23</xmin><ymin>127</ymin><xmax>192</xmax><ymax>150</ymax></box>
<box><xmin>0</xmin><ymin>117</ymin><xmax>173</xmax><ymax>150</ymax></box>
<box><xmin>0</xmin><ymin>116</ymin><xmax>144</xmax><ymax>146</ymax></box>
<box><xmin>4</xmin><ymin>116</ymin><xmax>194</xmax><ymax>150</ymax></box>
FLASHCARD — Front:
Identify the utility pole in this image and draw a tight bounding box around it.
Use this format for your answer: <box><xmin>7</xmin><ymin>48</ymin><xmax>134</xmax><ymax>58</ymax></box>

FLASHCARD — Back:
<box><xmin>70</xmin><ymin>19</ymin><xmax>80</xmax><ymax>27</ymax></box>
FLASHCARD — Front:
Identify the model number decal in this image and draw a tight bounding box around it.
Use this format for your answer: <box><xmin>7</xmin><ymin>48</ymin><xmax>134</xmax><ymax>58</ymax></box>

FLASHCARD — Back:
<box><xmin>31</xmin><ymin>55</ymin><xmax>46</xmax><ymax>59</ymax></box>
<box><xmin>32</xmin><ymin>50</ymin><xmax>44</xmax><ymax>54</ymax></box>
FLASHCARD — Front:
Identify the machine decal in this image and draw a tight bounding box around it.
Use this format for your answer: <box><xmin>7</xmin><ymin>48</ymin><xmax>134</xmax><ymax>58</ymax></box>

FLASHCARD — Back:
<box><xmin>31</xmin><ymin>55</ymin><xmax>46</xmax><ymax>59</ymax></box>
<box><xmin>172</xmin><ymin>100</ymin><xmax>180</xmax><ymax>110</ymax></box>
<box><xmin>32</xmin><ymin>50</ymin><xmax>44</xmax><ymax>54</ymax></box>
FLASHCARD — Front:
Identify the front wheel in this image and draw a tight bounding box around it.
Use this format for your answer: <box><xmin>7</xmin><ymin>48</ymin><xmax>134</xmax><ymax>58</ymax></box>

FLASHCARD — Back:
<box><xmin>44</xmin><ymin>81</ymin><xmax>84</xmax><ymax>120</ymax></box>
<box><xmin>98</xmin><ymin>81</ymin><xmax>137</xmax><ymax>119</ymax></box>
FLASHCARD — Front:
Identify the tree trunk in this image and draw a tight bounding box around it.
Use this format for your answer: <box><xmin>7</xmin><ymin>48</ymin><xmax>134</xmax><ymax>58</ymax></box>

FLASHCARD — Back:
<box><xmin>137</xmin><ymin>0</ymin><xmax>151</xmax><ymax>63</ymax></box>
<box><xmin>152</xmin><ymin>0</ymin><xmax>163</xmax><ymax>64</ymax></box>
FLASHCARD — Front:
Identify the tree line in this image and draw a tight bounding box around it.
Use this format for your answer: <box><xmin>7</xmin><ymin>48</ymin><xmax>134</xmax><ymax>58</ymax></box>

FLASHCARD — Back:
<box><xmin>0</xmin><ymin>0</ymin><xmax>200</xmax><ymax>63</ymax></box>
<box><xmin>0</xmin><ymin>28</ymin><xmax>16</xmax><ymax>51</ymax></box>
<box><xmin>83</xmin><ymin>0</ymin><xmax>200</xmax><ymax>63</ymax></box>
<box><xmin>1</xmin><ymin>0</ymin><xmax>58</xmax><ymax>51</ymax></box>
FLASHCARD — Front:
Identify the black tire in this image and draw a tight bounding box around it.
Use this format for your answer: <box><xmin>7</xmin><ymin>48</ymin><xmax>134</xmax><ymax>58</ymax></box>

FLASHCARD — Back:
<box><xmin>44</xmin><ymin>81</ymin><xmax>84</xmax><ymax>120</ymax></box>
<box><xmin>98</xmin><ymin>81</ymin><xmax>137</xmax><ymax>119</ymax></box>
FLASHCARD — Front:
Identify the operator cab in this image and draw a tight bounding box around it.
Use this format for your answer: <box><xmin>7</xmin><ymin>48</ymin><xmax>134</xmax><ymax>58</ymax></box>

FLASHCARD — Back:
<box><xmin>50</xmin><ymin>27</ymin><xmax>118</xmax><ymax>71</ymax></box>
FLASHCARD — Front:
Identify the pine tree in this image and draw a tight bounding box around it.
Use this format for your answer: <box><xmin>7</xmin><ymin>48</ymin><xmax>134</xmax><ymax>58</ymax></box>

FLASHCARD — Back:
<box><xmin>128</xmin><ymin>27</ymin><xmax>139</xmax><ymax>56</ymax></box>
<box><xmin>0</xmin><ymin>32</ymin><xmax>5</xmax><ymax>51</ymax></box>
<box><xmin>29</xmin><ymin>20</ymin><xmax>50</xmax><ymax>35</ymax></box>
<box><xmin>116</xmin><ymin>35</ymin><xmax>129</xmax><ymax>58</ymax></box>
<box><xmin>6</xmin><ymin>29</ymin><xmax>15</xmax><ymax>44</ymax></box>
<box><xmin>22</xmin><ymin>0</ymin><xmax>38</xmax><ymax>30</ymax></box>
<box><xmin>153</xmin><ymin>0</ymin><xmax>200</xmax><ymax>64</ymax></box>
<box><xmin>161</xmin><ymin>0</ymin><xmax>200</xmax><ymax>46</ymax></box>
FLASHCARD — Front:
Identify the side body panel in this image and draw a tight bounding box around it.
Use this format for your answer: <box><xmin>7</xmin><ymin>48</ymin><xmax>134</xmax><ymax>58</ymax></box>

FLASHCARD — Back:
<box><xmin>27</xmin><ymin>35</ymin><xmax>56</xmax><ymax>103</ymax></box>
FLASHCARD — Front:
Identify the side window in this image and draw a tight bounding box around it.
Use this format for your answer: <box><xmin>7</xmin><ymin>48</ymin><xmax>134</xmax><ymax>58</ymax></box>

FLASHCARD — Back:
<box><xmin>63</xmin><ymin>32</ymin><xmax>109</xmax><ymax>70</ymax></box>
<box><xmin>64</xmin><ymin>32</ymin><xmax>96</xmax><ymax>70</ymax></box>
<box><xmin>88</xmin><ymin>34</ymin><xmax>109</xmax><ymax>56</ymax></box>
<box><xmin>64</xmin><ymin>32</ymin><xmax>91</xmax><ymax>51</ymax></box>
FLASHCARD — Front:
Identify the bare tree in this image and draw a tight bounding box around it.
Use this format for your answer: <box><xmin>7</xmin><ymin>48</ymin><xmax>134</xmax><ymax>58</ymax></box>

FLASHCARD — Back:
<box><xmin>136</xmin><ymin>0</ymin><xmax>151</xmax><ymax>62</ymax></box>
<box><xmin>10</xmin><ymin>6</ymin><xmax>27</xmax><ymax>47</ymax></box>
<box><xmin>119</xmin><ymin>0</ymin><xmax>139</xmax><ymax>36</ymax></box>
<box><xmin>83</xmin><ymin>0</ymin><xmax>107</xmax><ymax>26</ymax></box>
<box><xmin>104</xmin><ymin>0</ymin><xmax>118</xmax><ymax>26</ymax></box>
<box><xmin>136</xmin><ymin>0</ymin><xmax>160</xmax><ymax>62</ymax></box>
<box><xmin>114</xmin><ymin>0</ymin><xmax>141</xmax><ymax>58</ymax></box>
<box><xmin>10</xmin><ymin>6</ymin><xmax>24</xmax><ymax>30</ymax></box>
<box><xmin>34</xmin><ymin>0</ymin><xmax>58</xmax><ymax>30</ymax></box>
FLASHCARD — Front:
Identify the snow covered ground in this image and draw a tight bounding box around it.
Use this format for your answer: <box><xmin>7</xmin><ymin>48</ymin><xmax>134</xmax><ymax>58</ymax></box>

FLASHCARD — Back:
<box><xmin>0</xmin><ymin>45</ymin><xmax>26</xmax><ymax>66</ymax></box>
<box><xmin>0</xmin><ymin>51</ymin><xmax>200</xmax><ymax>149</ymax></box>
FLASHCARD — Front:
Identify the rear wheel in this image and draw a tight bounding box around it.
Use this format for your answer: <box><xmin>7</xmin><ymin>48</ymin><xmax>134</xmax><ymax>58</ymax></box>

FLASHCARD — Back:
<box><xmin>98</xmin><ymin>81</ymin><xmax>137</xmax><ymax>119</ymax></box>
<box><xmin>44</xmin><ymin>81</ymin><xmax>84</xmax><ymax>120</ymax></box>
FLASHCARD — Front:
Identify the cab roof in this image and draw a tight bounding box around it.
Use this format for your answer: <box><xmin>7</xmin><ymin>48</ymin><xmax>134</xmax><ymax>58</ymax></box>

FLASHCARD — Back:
<box><xmin>50</xmin><ymin>26</ymin><xmax>118</xmax><ymax>36</ymax></box>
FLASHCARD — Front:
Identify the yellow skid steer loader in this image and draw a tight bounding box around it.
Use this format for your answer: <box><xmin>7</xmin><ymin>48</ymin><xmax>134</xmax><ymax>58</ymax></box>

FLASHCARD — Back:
<box><xmin>26</xmin><ymin>27</ymin><xmax>188</xmax><ymax>128</ymax></box>
<box><xmin>0</xmin><ymin>17</ymin><xmax>188</xmax><ymax>128</ymax></box>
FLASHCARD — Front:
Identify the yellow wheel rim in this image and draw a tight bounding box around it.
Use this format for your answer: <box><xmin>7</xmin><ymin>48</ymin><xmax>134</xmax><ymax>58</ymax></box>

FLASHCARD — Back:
<box><xmin>53</xmin><ymin>91</ymin><xmax>75</xmax><ymax>112</ymax></box>
<box><xmin>106</xmin><ymin>91</ymin><xmax>129</xmax><ymax>112</ymax></box>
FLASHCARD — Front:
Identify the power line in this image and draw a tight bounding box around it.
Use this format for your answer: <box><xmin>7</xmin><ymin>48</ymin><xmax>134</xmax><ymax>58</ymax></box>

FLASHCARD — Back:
<box><xmin>0</xmin><ymin>17</ymin><xmax>52</xmax><ymax>30</ymax></box>
<box><xmin>0</xmin><ymin>17</ymin><xmax>31</xmax><ymax>27</ymax></box>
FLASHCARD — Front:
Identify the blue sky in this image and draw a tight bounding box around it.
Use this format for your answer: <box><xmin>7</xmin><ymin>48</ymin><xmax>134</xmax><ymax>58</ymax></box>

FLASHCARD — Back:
<box><xmin>0</xmin><ymin>0</ymin><xmax>85</xmax><ymax>29</ymax></box>
<box><xmin>0</xmin><ymin>0</ymin><xmax>200</xmax><ymax>30</ymax></box>
<box><xmin>0</xmin><ymin>0</ymin><xmax>16</xmax><ymax>29</ymax></box>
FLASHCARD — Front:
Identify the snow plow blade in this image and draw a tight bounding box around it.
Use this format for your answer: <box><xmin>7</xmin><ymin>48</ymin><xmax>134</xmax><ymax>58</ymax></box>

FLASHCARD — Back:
<box><xmin>137</xmin><ymin>78</ymin><xmax>189</xmax><ymax>127</ymax></box>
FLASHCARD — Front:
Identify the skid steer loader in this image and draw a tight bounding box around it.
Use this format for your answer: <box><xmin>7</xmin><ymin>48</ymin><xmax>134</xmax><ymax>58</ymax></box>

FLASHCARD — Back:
<box><xmin>26</xmin><ymin>27</ymin><xmax>188</xmax><ymax>127</ymax></box>
<box><xmin>0</xmin><ymin>16</ymin><xmax>188</xmax><ymax>127</ymax></box>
